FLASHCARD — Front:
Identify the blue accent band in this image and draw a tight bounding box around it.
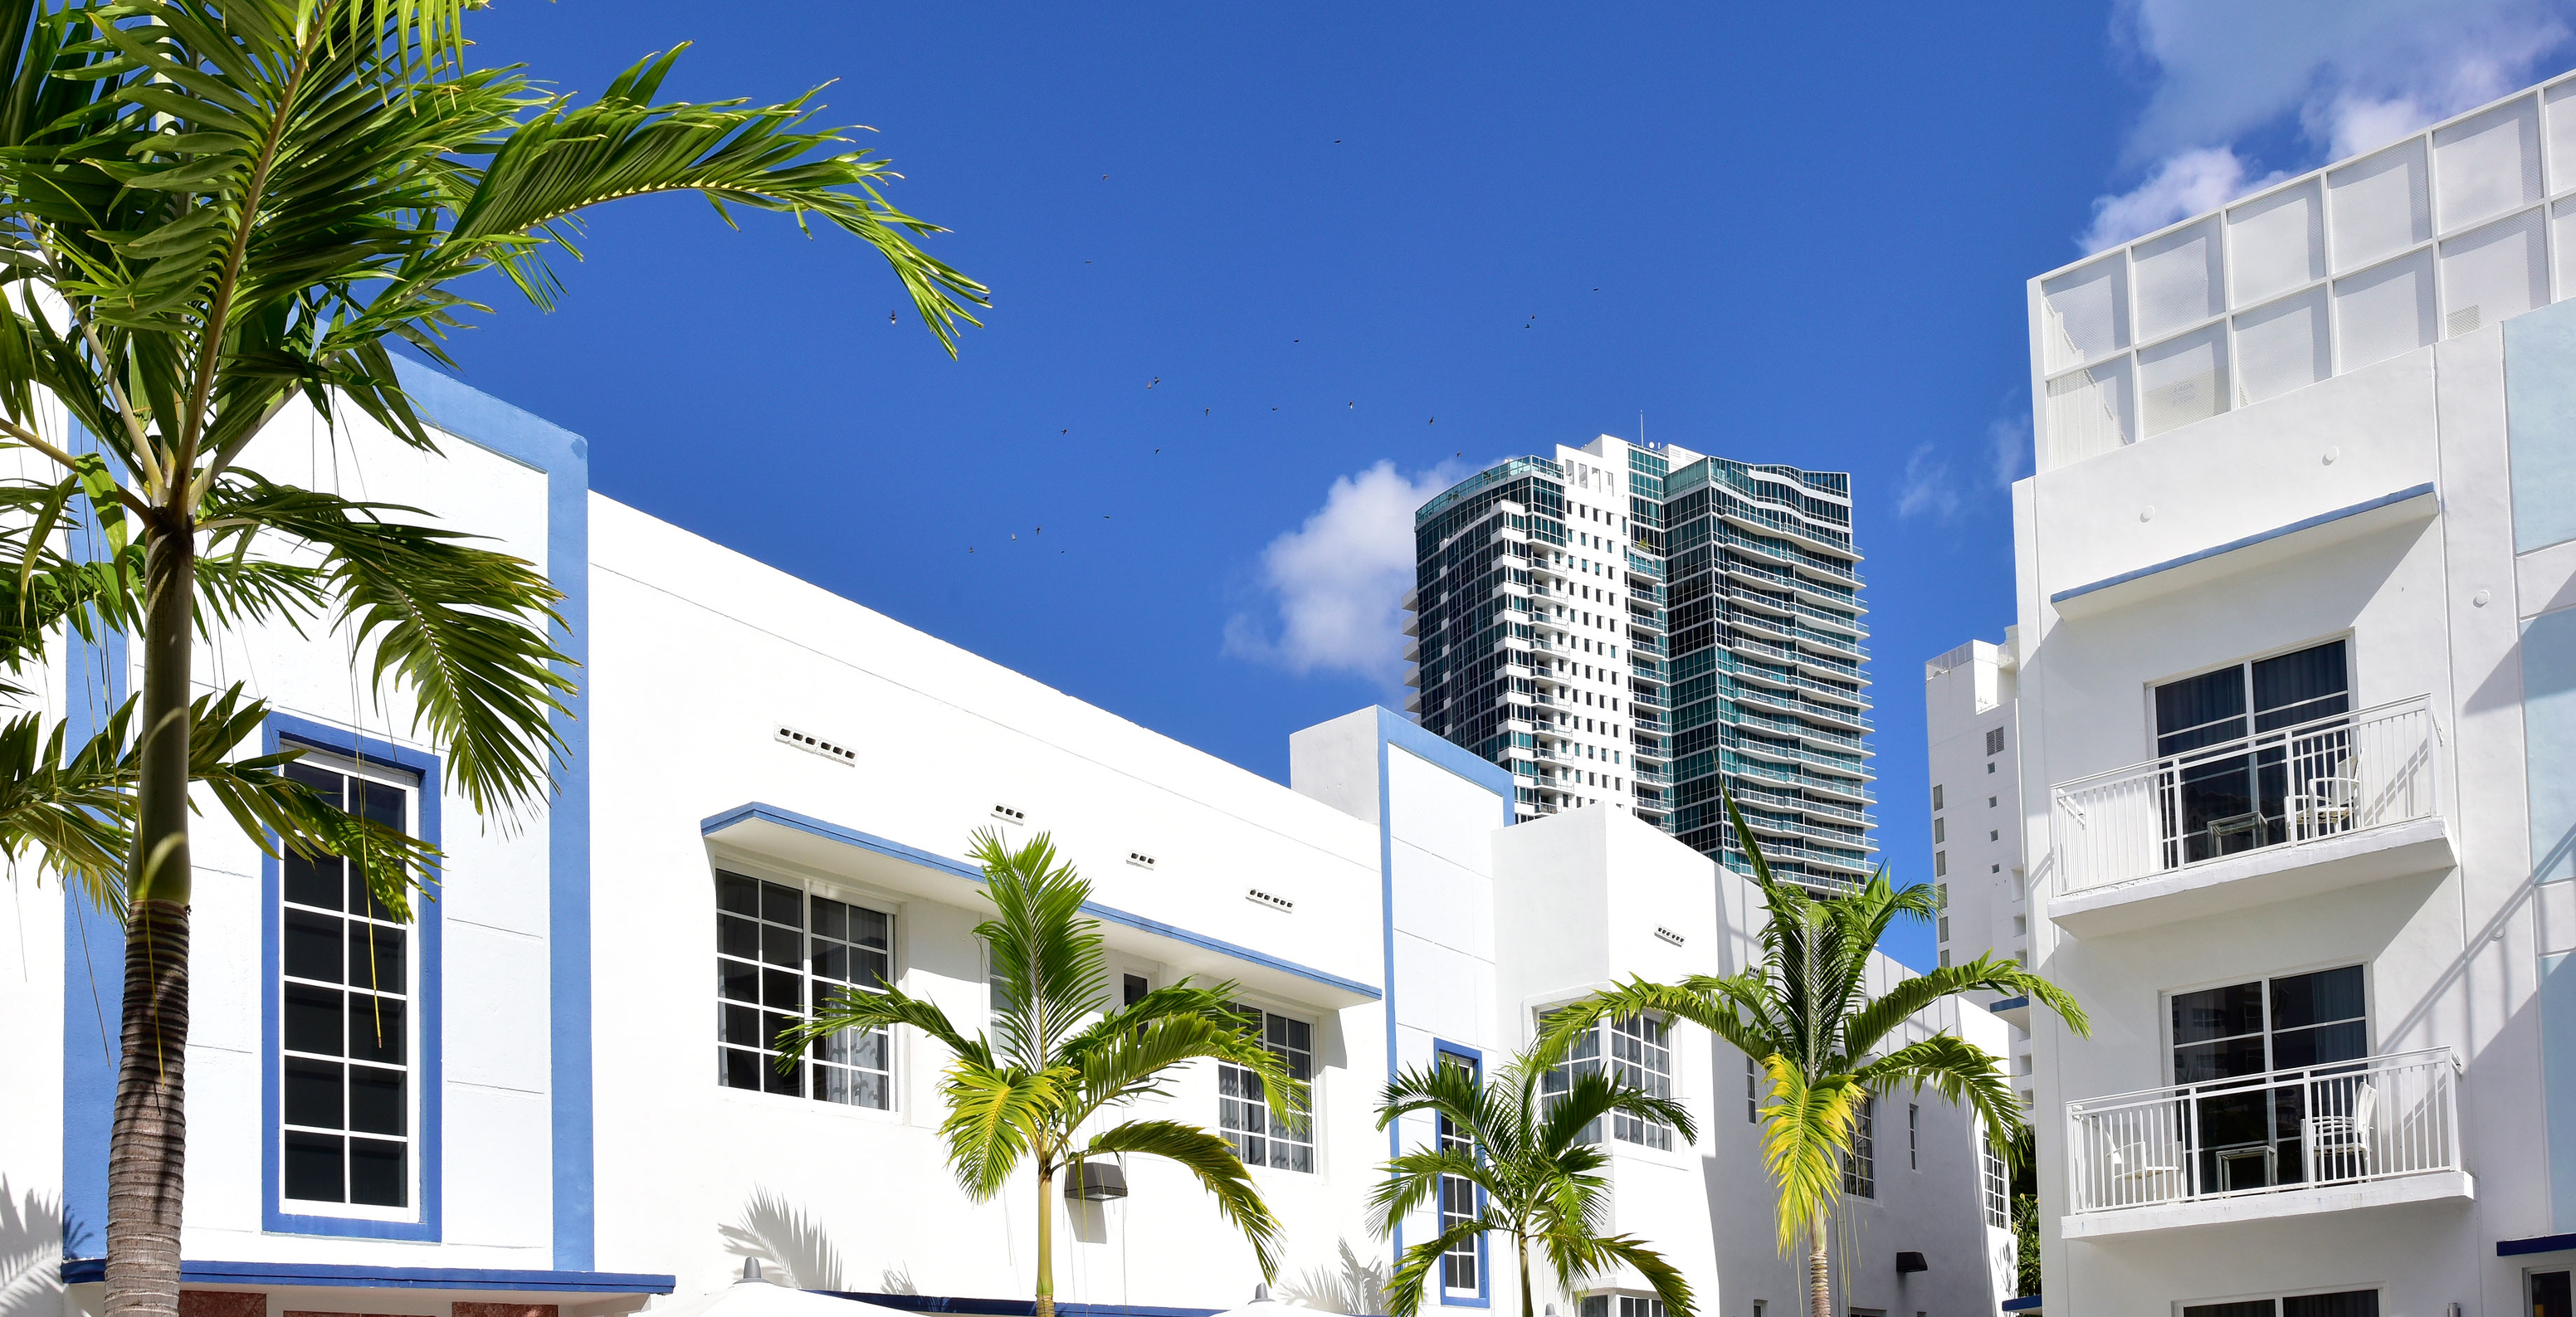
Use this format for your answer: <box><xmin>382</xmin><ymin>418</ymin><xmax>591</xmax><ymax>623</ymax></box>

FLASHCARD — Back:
<box><xmin>2048</xmin><ymin>483</ymin><xmax>2437</xmax><ymax>606</ymax></box>
<box><xmin>2000</xmin><ymin>1297</ymin><xmax>2043</xmax><ymax>1312</ymax></box>
<box><xmin>2501</xmin><ymin>1232</ymin><xmax>2576</xmax><ymax>1256</ymax></box>
<box><xmin>393</xmin><ymin>357</ymin><xmax>596</xmax><ymax>1268</ymax></box>
<box><xmin>699</xmin><ymin>802</ymin><xmax>1381</xmax><ymax>1001</ymax></box>
<box><xmin>259</xmin><ymin>715</ymin><xmax>444</xmax><ymax>1240</ymax></box>
<box><xmin>57</xmin><ymin>1259</ymin><xmax>671</xmax><ymax>1294</ymax></box>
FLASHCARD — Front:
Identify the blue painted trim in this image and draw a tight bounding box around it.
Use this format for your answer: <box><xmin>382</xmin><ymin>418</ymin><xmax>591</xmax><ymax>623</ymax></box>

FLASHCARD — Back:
<box><xmin>1988</xmin><ymin>995</ymin><xmax>2029</xmax><ymax>1011</ymax></box>
<box><xmin>260</xmin><ymin>715</ymin><xmax>443</xmax><ymax>1241</ymax></box>
<box><xmin>61</xmin><ymin>415</ymin><xmax>126</xmax><ymax>1260</ymax></box>
<box><xmin>57</xmin><ymin>1259</ymin><xmax>671</xmax><ymax>1294</ymax></box>
<box><xmin>2501</xmin><ymin>1232</ymin><xmax>2576</xmax><ymax>1256</ymax></box>
<box><xmin>699</xmin><ymin>803</ymin><xmax>1382</xmax><ymax>1001</ymax></box>
<box><xmin>2048</xmin><ymin>483</ymin><xmax>2438</xmax><ymax>606</ymax></box>
<box><xmin>835</xmin><ymin>1295</ymin><xmax>1221</xmax><ymax>1317</ymax></box>
<box><xmin>1999</xmin><ymin>1297</ymin><xmax>2042</xmax><ymax>1312</ymax></box>
<box><xmin>392</xmin><ymin>357</ymin><xmax>595</xmax><ymax>1268</ymax></box>
<box><xmin>1428</xmin><ymin>1041</ymin><xmax>1490</xmax><ymax>1309</ymax></box>
<box><xmin>1370</xmin><ymin>706</ymin><xmax>1516</xmax><ymax>799</ymax></box>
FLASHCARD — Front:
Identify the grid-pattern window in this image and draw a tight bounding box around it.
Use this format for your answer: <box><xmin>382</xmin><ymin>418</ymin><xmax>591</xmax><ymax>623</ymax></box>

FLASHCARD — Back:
<box><xmin>1907</xmin><ymin>1103</ymin><xmax>1919</xmax><ymax>1170</ymax></box>
<box><xmin>1220</xmin><ymin>1006</ymin><xmax>1315</xmax><ymax>1172</ymax></box>
<box><xmin>1579</xmin><ymin>1297</ymin><xmax>1666</xmax><ymax>1317</ymax></box>
<box><xmin>2183</xmin><ymin>1292</ymin><xmax>2378</xmax><ymax>1317</ymax></box>
<box><xmin>1437</xmin><ymin>1051</ymin><xmax>1479</xmax><ymax>1296</ymax></box>
<box><xmin>1986</xmin><ymin>727</ymin><xmax>2007</xmax><ymax>755</ymax></box>
<box><xmin>1544</xmin><ymin>1013</ymin><xmax>1671</xmax><ymax>1149</ymax></box>
<box><xmin>280</xmin><ymin>758</ymin><xmax>417</xmax><ymax>1211</ymax></box>
<box><xmin>1842</xmin><ymin>1096</ymin><xmax>1876</xmax><ymax>1197</ymax></box>
<box><xmin>715</xmin><ymin>872</ymin><xmax>892</xmax><ymax>1108</ymax></box>
<box><xmin>1745</xmin><ymin>1054</ymin><xmax>1759</xmax><ymax>1124</ymax></box>
<box><xmin>1981</xmin><ymin>1138</ymin><xmax>2009</xmax><ymax>1227</ymax></box>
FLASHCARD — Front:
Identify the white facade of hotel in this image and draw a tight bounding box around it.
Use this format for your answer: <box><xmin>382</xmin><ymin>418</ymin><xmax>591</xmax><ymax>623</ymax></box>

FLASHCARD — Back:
<box><xmin>2013</xmin><ymin>71</ymin><xmax>2576</xmax><ymax>1317</ymax></box>
<box><xmin>0</xmin><ymin>368</ymin><xmax>2003</xmax><ymax>1317</ymax></box>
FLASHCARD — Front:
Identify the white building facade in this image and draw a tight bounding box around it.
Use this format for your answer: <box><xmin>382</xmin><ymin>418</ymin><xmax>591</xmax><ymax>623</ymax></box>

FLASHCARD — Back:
<box><xmin>2015</xmin><ymin>71</ymin><xmax>2576</xmax><ymax>1317</ymax></box>
<box><xmin>1</xmin><ymin>368</ymin><xmax>1994</xmax><ymax>1317</ymax></box>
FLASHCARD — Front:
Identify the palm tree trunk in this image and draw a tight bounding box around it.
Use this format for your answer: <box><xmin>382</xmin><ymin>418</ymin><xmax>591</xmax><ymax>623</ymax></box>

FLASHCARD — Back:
<box><xmin>1806</xmin><ymin>1212</ymin><xmax>1830</xmax><ymax>1317</ymax></box>
<box><xmin>1516</xmin><ymin>1236</ymin><xmax>1534</xmax><ymax>1317</ymax></box>
<box><xmin>105</xmin><ymin>522</ymin><xmax>198</xmax><ymax>1317</ymax></box>
<box><xmin>1035</xmin><ymin>1166</ymin><xmax>1056</xmax><ymax>1317</ymax></box>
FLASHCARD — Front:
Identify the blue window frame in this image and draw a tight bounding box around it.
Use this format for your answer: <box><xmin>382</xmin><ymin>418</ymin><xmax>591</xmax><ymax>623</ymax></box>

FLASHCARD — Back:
<box><xmin>261</xmin><ymin>715</ymin><xmax>442</xmax><ymax>1240</ymax></box>
<box><xmin>1432</xmin><ymin>1040</ymin><xmax>1489</xmax><ymax>1307</ymax></box>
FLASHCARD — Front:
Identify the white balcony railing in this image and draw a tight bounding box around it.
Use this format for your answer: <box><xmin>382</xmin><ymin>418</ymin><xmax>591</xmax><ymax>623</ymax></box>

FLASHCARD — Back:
<box><xmin>2051</xmin><ymin>695</ymin><xmax>2439</xmax><ymax>895</ymax></box>
<box><xmin>2066</xmin><ymin>1048</ymin><xmax>2460</xmax><ymax>1214</ymax></box>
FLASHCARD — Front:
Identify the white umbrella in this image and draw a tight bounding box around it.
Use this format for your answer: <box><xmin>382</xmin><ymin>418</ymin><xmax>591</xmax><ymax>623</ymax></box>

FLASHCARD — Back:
<box><xmin>648</xmin><ymin>1261</ymin><xmax>921</xmax><ymax>1317</ymax></box>
<box><xmin>1202</xmin><ymin>1284</ymin><xmax>1345</xmax><ymax>1317</ymax></box>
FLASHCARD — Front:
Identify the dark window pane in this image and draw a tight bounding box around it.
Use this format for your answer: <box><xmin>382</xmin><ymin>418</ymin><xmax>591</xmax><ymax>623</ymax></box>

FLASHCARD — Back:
<box><xmin>284</xmin><ymin>910</ymin><xmax>342</xmax><ymax>983</ymax></box>
<box><xmin>284</xmin><ymin>1058</ymin><xmax>343</xmax><ymax>1129</ymax></box>
<box><xmin>2252</xmin><ymin>641</ymin><xmax>2350</xmax><ymax>732</ymax></box>
<box><xmin>349</xmin><ymin>1137</ymin><xmax>406</xmax><ymax>1207</ymax></box>
<box><xmin>349</xmin><ymin>924</ymin><xmax>404</xmax><ymax>993</ymax></box>
<box><xmin>2535</xmin><ymin>1271</ymin><xmax>2573</xmax><ymax>1317</ymax></box>
<box><xmin>2173</xmin><ymin>983</ymin><xmax>2264</xmax><ymax>1045</ymax></box>
<box><xmin>2271</xmin><ymin>1020</ymin><xmax>2368</xmax><ymax>1069</ymax></box>
<box><xmin>812</xmin><ymin>942</ymin><xmax>847</xmax><ymax>983</ymax></box>
<box><xmin>764</xmin><ymin>1056</ymin><xmax>802</xmax><ymax>1096</ymax></box>
<box><xmin>1124</xmin><ymin>974</ymin><xmax>1149</xmax><ymax>1008</ymax></box>
<box><xmin>284</xmin><ymin>1132</ymin><xmax>344</xmax><ymax>1202</ymax></box>
<box><xmin>284</xmin><ymin>984</ymin><xmax>344</xmax><ymax>1056</ymax></box>
<box><xmin>763</xmin><ymin>968</ymin><xmax>800</xmax><ymax>1010</ymax></box>
<box><xmin>759</xmin><ymin>880</ymin><xmax>800</xmax><ymax>926</ymax></box>
<box><xmin>717</xmin><ymin>873</ymin><xmax>759</xmax><ymax>915</ymax></box>
<box><xmin>722</xmin><ymin>1003</ymin><xmax>764</xmax><ymax>1045</ymax></box>
<box><xmin>360</xmin><ymin>780</ymin><xmax>405</xmax><ymax>830</ymax></box>
<box><xmin>349</xmin><ymin>1066</ymin><xmax>405</xmax><ymax>1135</ymax></box>
<box><xmin>810</xmin><ymin>897</ymin><xmax>846</xmax><ymax>940</ymax></box>
<box><xmin>855</xmin><ymin>949</ymin><xmax>890</xmax><ymax>990</ymax></box>
<box><xmin>2156</xmin><ymin>667</ymin><xmax>2247</xmax><ymax>754</ymax></box>
<box><xmin>720</xmin><ymin>959</ymin><xmax>758</xmax><ymax>1002</ymax></box>
<box><xmin>2281</xmin><ymin>1291</ymin><xmax>2377</xmax><ymax>1317</ymax></box>
<box><xmin>2271</xmin><ymin>966</ymin><xmax>2365</xmax><ymax>1030</ymax></box>
<box><xmin>760</xmin><ymin>924</ymin><xmax>798</xmax><ymax>968</ymax></box>
<box><xmin>764</xmin><ymin>1011</ymin><xmax>798</xmax><ymax>1052</ymax></box>
<box><xmin>283</xmin><ymin>850</ymin><xmax>343</xmax><ymax>910</ymax></box>
<box><xmin>348</xmin><ymin>869</ymin><xmax>397</xmax><ymax>924</ymax></box>
<box><xmin>720</xmin><ymin>1047</ymin><xmax>763</xmax><ymax>1090</ymax></box>
<box><xmin>851</xmin><ymin>908</ymin><xmax>890</xmax><ymax>950</ymax></box>
<box><xmin>285</xmin><ymin>762</ymin><xmax>343</xmax><ymax>802</ymax></box>
<box><xmin>347</xmin><ymin>996</ymin><xmax>405</xmax><ymax>1065</ymax></box>
<box><xmin>2174</xmin><ymin>1036</ymin><xmax>2268</xmax><ymax>1084</ymax></box>
<box><xmin>718</xmin><ymin>915</ymin><xmax>759</xmax><ymax>960</ymax></box>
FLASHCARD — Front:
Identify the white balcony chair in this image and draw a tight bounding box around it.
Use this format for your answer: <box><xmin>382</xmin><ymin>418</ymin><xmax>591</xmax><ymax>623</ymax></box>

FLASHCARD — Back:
<box><xmin>2302</xmin><ymin>1080</ymin><xmax>2378</xmax><ymax>1183</ymax></box>
<box><xmin>2105</xmin><ymin>1143</ymin><xmax>2184</xmax><ymax>1204</ymax></box>
<box><xmin>2291</xmin><ymin>753</ymin><xmax>2362</xmax><ymax>841</ymax></box>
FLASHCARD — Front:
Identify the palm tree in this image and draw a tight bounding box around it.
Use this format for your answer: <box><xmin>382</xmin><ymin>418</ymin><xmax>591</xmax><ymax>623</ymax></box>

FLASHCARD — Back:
<box><xmin>1370</xmin><ymin>1044</ymin><xmax>1697</xmax><ymax>1317</ymax></box>
<box><xmin>782</xmin><ymin>831</ymin><xmax>1301</xmax><ymax>1317</ymax></box>
<box><xmin>0</xmin><ymin>6</ymin><xmax>990</xmax><ymax>1317</ymax></box>
<box><xmin>1539</xmin><ymin>796</ymin><xmax>2088</xmax><ymax>1317</ymax></box>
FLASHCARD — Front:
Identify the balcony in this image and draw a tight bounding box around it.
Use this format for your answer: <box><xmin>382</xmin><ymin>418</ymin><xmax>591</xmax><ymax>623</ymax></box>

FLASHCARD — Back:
<box><xmin>2048</xmin><ymin>695</ymin><xmax>2452</xmax><ymax>938</ymax></box>
<box><xmin>2064</xmin><ymin>1049</ymin><xmax>2471</xmax><ymax>1239</ymax></box>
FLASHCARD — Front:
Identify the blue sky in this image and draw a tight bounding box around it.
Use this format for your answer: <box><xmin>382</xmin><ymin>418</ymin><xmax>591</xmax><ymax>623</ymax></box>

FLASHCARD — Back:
<box><xmin>436</xmin><ymin>2</ymin><xmax>2576</xmax><ymax>971</ymax></box>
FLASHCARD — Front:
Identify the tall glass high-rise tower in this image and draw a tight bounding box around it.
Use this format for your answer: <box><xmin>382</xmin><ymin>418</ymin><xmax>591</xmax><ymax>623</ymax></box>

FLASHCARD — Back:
<box><xmin>1404</xmin><ymin>433</ymin><xmax>1873</xmax><ymax>889</ymax></box>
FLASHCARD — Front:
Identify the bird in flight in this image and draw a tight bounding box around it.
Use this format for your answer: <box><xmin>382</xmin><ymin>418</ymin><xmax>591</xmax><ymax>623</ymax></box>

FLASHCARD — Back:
<box><xmin>889</xmin><ymin>310</ymin><xmax>898</xmax><ymax>324</ymax></box>
<box><xmin>1149</xmin><ymin>377</ymin><xmax>1159</xmax><ymax>388</ymax></box>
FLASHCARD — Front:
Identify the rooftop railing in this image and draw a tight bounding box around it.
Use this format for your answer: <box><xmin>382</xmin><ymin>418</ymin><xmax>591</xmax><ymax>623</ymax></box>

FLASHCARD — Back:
<box><xmin>2050</xmin><ymin>695</ymin><xmax>2439</xmax><ymax>895</ymax></box>
<box><xmin>2066</xmin><ymin>1048</ymin><xmax>2460</xmax><ymax>1215</ymax></box>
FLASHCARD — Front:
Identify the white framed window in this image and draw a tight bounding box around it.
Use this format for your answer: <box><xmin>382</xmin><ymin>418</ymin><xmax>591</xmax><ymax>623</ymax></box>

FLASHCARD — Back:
<box><xmin>1544</xmin><ymin>1012</ymin><xmax>1672</xmax><ymax>1150</ymax></box>
<box><xmin>1580</xmin><ymin>1296</ymin><xmax>1666</xmax><ymax>1317</ymax></box>
<box><xmin>2182</xmin><ymin>1290</ymin><xmax>2378</xmax><ymax>1317</ymax></box>
<box><xmin>1981</xmin><ymin>1137</ymin><xmax>2008</xmax><ymax>1227</ymax></box>
<box><xmin>1436</xmin><ymin>1049</ymin><xmax>1480</xmax><ymax>1298</ymax></box>
<box><xmin>715</xmin><ymin>871</ymin><xmax>893</xmax><ymax>1109</ymax></box>
<box><xmin>1907</xmin><ymin>1103</ymin><xmax>1919</xmax><ymax>1170</ymax></box>
<box><xmin>1744</xmin><ymin>1053</ymin><xmax>1759</xmax><ymax>1124</ymax></box>
<box><xmin>279</xmin><ymin>755</ymin><xmax>420</xmax><ymax>1217</ymax></box>
<box><xmin>1842</xmin><ymin>1096</ymin><xmax>1876</xmax><ymax>1197</ymax></box>
<box><xmin>1220</xmin><ymin>1004</ymin><xmax>1315</xmax><ymax>1172</ymax></box>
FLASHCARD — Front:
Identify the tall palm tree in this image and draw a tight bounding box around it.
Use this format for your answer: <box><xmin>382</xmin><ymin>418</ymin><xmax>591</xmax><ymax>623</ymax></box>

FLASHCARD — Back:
<box><xmin>0</xmin><ymin>6</ymin><xmax>990</xmax><ymax>1317</ymax></box>
<box><xmin>1539</xmin><ymin>796</ymin><xmax>2088</xmax><ymax>1317</ymax></box>
<box><xmin>1371</xmin><ymin>1044</ymin><xmax>1697</xmax><ymax>1317</ymax></box>
<box><xmin>783</xmin><ymin>831</ymin><xmax>1300</xmax><ymax>1317</ymax></box>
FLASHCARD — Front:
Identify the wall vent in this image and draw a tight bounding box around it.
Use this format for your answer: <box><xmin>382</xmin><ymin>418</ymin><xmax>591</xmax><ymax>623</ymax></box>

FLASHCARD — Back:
<box><xmin>1246</xmin><ymin>887</ymin><xmax>1294</xmax><ymax>914</ymax></box>
<box><xmin>1653</xmin><ymin>925</ymin><xmax>1686</xmax><ymax>948</ymax></box>
<box><xmin>990</xmin><ymin>803</ymin><xmax>1027</xmax><ymax>825</ymax></box>
<box><xmin>776</xmin><ymin>724</ymin><xmax>857</xmax><ymax>765</ymax></box>
<box><xmin>2448</xmin><ymin>305</ymin><xmax>2483</xmax><ymax>337</ymax></box>
<box><xmin>1127</xmin><ymin>851</ymin><xmax>1158</xmax><ymax>870</ymax></box>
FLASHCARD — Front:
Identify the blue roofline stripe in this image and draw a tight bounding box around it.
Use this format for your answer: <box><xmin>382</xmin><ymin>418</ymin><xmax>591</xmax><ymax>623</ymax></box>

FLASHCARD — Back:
<box><xmin>56</xmin><ymin>1260</ymin><xmax>673</xmax><ymax>1294</ymax></box>
<box><xmin>2500</xmin><ymin>1232</ymin><xmax>2576</xmax><ymax>1256</ymax></box>
<box><xmin>700</xmin><ymin>802</ymin><xmax>1381</xmax><ymax>1001</ymax></box>
<box><xmin>1371</xmin><ymin>705</ymin><xmax>1516</xmax><ymax>797</ymax></box>
<box><xmin>2049</xmin><ymin>483</ymin><xmax>2437</xmax><ymax>606</ymax></box>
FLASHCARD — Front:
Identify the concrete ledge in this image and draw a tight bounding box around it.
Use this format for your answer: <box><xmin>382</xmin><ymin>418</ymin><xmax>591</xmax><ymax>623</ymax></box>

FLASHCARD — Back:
<box><xmin>2064</xmin><ymin>1168</ymin><xmax>2475</xmax><ymax>1240</ymax></box>
<box><xmin>2049</xmin><ymin>815</ymin><xmax>2453</xmax><ymax>938</ymax></box>
<box><xmin>2050</xmin><ymin>484</ymin><xmax>2437</xmax><ymax>619</ymax></box>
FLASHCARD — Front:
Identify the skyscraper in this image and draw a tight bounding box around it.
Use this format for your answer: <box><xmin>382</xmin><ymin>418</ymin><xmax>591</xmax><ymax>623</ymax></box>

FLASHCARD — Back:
<box><xmin>1406</xmin><ymin>433</ymin><xmax>1873</xmax><ymax>888</ymax></box>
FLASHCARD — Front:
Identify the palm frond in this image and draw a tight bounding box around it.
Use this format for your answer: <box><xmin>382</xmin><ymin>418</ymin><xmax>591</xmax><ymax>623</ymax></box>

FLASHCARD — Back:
<box><xmin>1755</xmin><ymin>1053</ymin><xmax>1864</xmax><ymax>1255</ymax></box>
<box><xmin>1088</xmin><ymin>1119</ymin><xmax>1283</xmax><ymax>1279</ymax></box>
<box><xmin>1380</xmin><ymin>1215</ymin><xmax>1501</xmax><ymax>1317</ymax></box>
<box><xmin>971</xmin><ymin>829</ymin><xmax>1107</xmax><ymax>1071</ymax></box>
<box><xmin>1840</xmin><ymin>952</ymin><xmax>2091</xmax><ymax>1062</ymax></box>
<box><xmin>934</xmin><ymin>1061</ymin><xmax>1061</xmax><ymax>1202</ymax></box>
<box><xmin>1850</xmin><ymin>1033</ymin><xmax>2028</xmax><ymax>1158</ymax></box>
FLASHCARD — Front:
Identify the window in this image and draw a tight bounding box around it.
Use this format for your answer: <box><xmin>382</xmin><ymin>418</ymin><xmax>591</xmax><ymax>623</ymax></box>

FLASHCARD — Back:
<box><xmin>1988</xmin><ymin>795</ymin><xmax>1997</xmax><ymax>807</ymax></box>
<box><xmin>1220</xmin><ymin>1005</ymin><xmax>1315</xmax><ymax>1172</ymax></box>
<box><xmin>2538</xmin><ymin>1271</ymin><xmax>2573</xmax><ymax>1317</ymax></box>
<box><xmin>1932</xmin><ymin>817</ymin><xmax>1945</xmax><ymax>843</ymax></box>
<box><xmin>1930</xmin><ymin>784</ymin><xmax>1944</xmax><ymax>810</ymax></box>
<box><xmin>1579</xmin><ymin>1298</ymin><xmax>1665</xmax><ymax>1317</ymax></box>
<box><xmin>1934</xmin><ymin>851</ymin><xmax>1947</xmax><ymax>877</ymax></box>
<box><xmin>1544</xmin><ymin>1013</ymin><xmax>1672</xmax><ymax>1149</ymax></box>
<box><xmin>1123</xmin><ymin>973</ymin><xmax>1149</xmax><ymax>1008</ymax></box>
<box><xmin>1842</xmin><ymin>1097</ymin><xmax>1876</xmax><ymax>1197</ymax></box>
<box><xmin>1907</xmin><ymin>1103</ymin><xmax>1919</xmax><ymax>1170</ymax></box>
<box><xmin>2154</xmin><ymin>640</ymin><xmax>2350</xmax><ymax>862</ymax></box>
<box><xmin>1437</xmin><ymin>1050</ymin><xmax>1480</xmax><ymax>1296</ymax></box>
<box><xmin>1745</xmin><ymin>1054</ymin><xmax>1759</xmax><ymax>1124</ymax></box>
<box><xmin>1985</xmin><ymin>727</ymin><xmax>2006</xmax><ymax>755</ymax></box>
<box><xmin>1938</xmin><ymin>916</ymin><xmax>1949</xmax><ymax>942</ymax></box>
<box><xmin>2170</xmin><ymin>965</ymin><xmax>2365</xmax><ymax>1191</ymax></box>
<box><xmin>279</xmin><ymin>757</ymin><xmax>418</xmax><ymax>1212</ymax></box>
<box><xmin>1987</xmin><ymin>762</ymin><xmax>1996</xmax><ymax>774</ymax></box>
<box><xmin>2183</xmin><ymin>1291</ymin><xmax>2378</xmax><ymax>1317</ymax></box>
<box><xmin>716</xmin><ymin>871</ymin><xmax>893</xmax><ymax>1109</ymax></box>
<box><xmin>1989</xmin><ymin>829</ymin><xmax>1999</xmax><ymax>841</ymax></box>
<box><xmin>1981</xmin><ymin>1138</ymin><xmax>2008</xmax><ymax>1227</ymax></box>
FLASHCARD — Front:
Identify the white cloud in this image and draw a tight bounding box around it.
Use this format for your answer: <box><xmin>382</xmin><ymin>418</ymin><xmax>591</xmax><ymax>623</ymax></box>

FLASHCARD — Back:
<box><xmin>2081</xmin><ymin>0</ymin><xmax>2576</xmax><ymax>251</ymax></box>
<box><xmin>1895</xmin><ymin>444</ymin><xmax>1960</xmax><ymax>522</ymax></box>
<box><xmin>1226</xmin><ymin>459</ymin><xmax>1464</xmax><ymax>687</ymax></box>
<box><xmin>1988</xmin><ymin>411</ymin><xmax>2032</xmax><ymax>488</ymax></box>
